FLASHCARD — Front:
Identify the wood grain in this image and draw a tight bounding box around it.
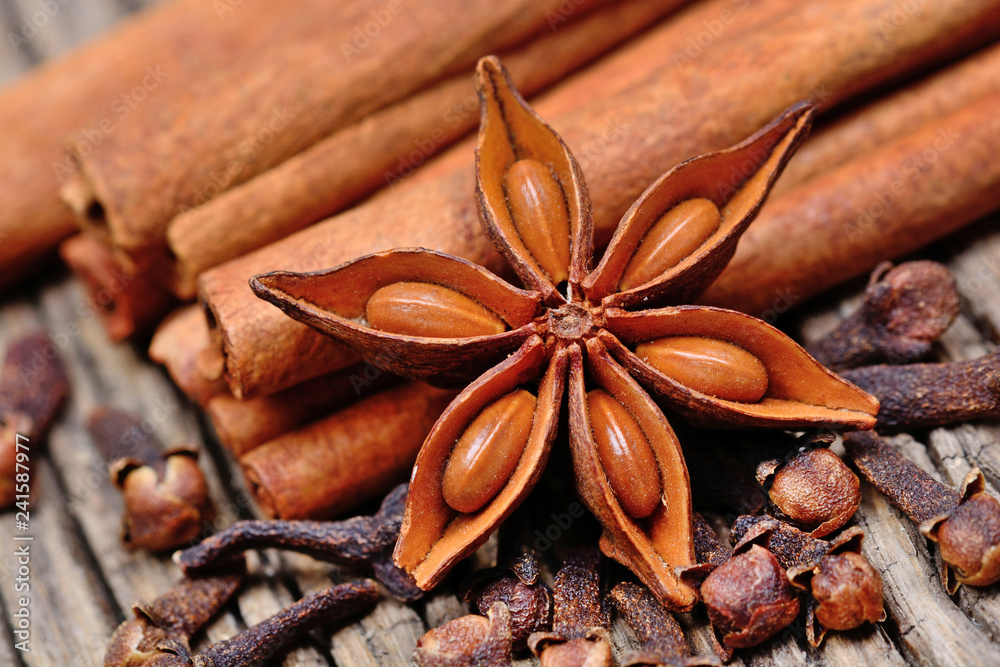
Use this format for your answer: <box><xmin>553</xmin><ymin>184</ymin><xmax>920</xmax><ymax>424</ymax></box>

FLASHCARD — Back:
<box><xmin>2</xmin><ymin>2</ymin><xmax>1000</xmax><ymax>666</ymax></box>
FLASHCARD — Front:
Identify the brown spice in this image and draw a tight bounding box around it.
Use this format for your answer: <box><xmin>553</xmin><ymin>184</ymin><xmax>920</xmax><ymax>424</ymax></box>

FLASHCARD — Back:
<box><xmin>252</xmin><ymin>59</ymin><xmax>877</xmax><ymax>610</ymax></box>
<box><xmin>841</xmin><ymin>351</ymin><xmax>1000</xmax><ymax>430</ymax></box>
<box><xmin>163</xmin><ymin>0</ymin><xmax>689</xmax><ymax>298</ymax></box>
<box><xmin>806</xmin><ymin>261</ymin><xmax>961</xmax><ymax>371</ymax></box>
<box><xmin>0</xmin><ymin>333</ymin><xmax>69</xmax><ymax>507</ymax></box>
<box><xmin>700</xmin><ymin>545</ymin><xmax>800</xmax><ymax>654</ymax></box>
<box><xmin>463</xmin><ymin>546</ymin><xmax>552</xmax><ymax>651</ymax></box>
<box><xmin>89</xmin><ymin>406</ymin><xmax>213</xmax><ymax>552</ymax></box>
<box><xmin>239</xmin><ymin>382</ymin><xmax>456</xmax><ymax>520</ymax></box>
<box><xmin>58</xmin><ymin>235</ymin><xmax>176</xmax><ymax>342</ymax></box>
<box><xmin>0</xmin><ymin>0</ymin><xmax>341</xmax><ymax>291</ymax></box>
<box><xmin>703</xmin><ymin>90</ymin><xmax>1000</xmax><ymax>316</ymax></box>
<box><xmin>149</xmin><ymin>306</ymin><xmax>228</xmax><ymax>406</ymax></box>
<box><xmin>729</xmin><ymin>515</ymin><xmax>884</xmax><ymax>645</ymax></box>
<box><xmin>528</xmin><ymin>549</ymin><xmax>613</xmax><ymax>667</ymax></box>
<box><xmin>205</xmin><ymin>365</ymin><xmax>400</xmax><ymax>457</ymax></box>
<box><xmin>771</xmin><ymin>42</ymin><xmax>1000</xmax><ymax>197</ymax></box>
<box><xmin>105</xmin><ymin>565</ymin><xmax>245</xmax><ymax>667</ymax></box>
<box><xmin>414</xmin><ymin>601</ymin><xmax>514</xmax><ymax>667</ymax></box>
<box><xmin>66</xmin><ymin>0</ymin><xmax>629</xmax><ymax>271</ymax></box>
<box><xmin>199</xmin><ymin>0</ymin><xmax>1000</xmax><ymax>400</ymax></box>
<box><xmin>177</xmin><ymin>483</ymin><xmax>421</xmax><ymax>601</ymax></box>
<box><xmin>190</xmin><ymin>579</ymin><xmax>379</xmax><ymax>667</ymax></box>
<box><xmin>676</xmin><ymin>513</ymin><xmax>732</xmax><ymax>589</ymax></box>
<box><xmin>610</xmin><ymin>581</ymin><xmax>720</xmax><ymax>667</ymax></box>
<box><xmin>844</xmin><ymin>431</ymin><xmax>1000</xmax><ymax>590</ymax></box>
<box><xmin>760</xmin><ymin>447</ymin><xmax>861</xmax><ymax>537</ymax></box>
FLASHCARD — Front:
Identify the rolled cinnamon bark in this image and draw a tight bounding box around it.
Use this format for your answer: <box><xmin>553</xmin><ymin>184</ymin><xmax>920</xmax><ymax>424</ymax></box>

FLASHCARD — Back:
<box><xmin>148</xmin><ymin>306</ymin><xmax>227</xmax><ymax>406</ymax></box>
<box><xmin>206</xmin><ymin>366</ymin><xmax>400</xmax><ymax>457</ymax></box>
<box><xmin>241</xmin><ymin>382</ymin><xmax>456</xmax><ymax>520</ymax></box>
<box><xmin>773</xmin><ymin>41</ymin><xmax>1000</xmax><ymax>196</ymax></box>
<box><xmin>62</xmin><ymin>0</ymin><xmax>622</xmax><ymax>271</ymax></box>
<box><xmin>702</xmin><ymin>90</ymin><xmax>1000</xmax><ymax>316</ymax></box>
<box><xmin>59</xmin><ymin>236</ymin><xmax>175</xmax><ymax>342</ymax></box>
<box><xmin>0</xmin><ymin>0</ymin><xmax>363</xmax><ymax>291</ymax></box>
<box><xmin>201</xmin><ymin>0</ymin><xmax>1000</xmax><ymax>399</ymax></box>
<box><xmin>165</xmin><ymin>0</ymin><xmax>691</xmax><ymax>299</ymax></box>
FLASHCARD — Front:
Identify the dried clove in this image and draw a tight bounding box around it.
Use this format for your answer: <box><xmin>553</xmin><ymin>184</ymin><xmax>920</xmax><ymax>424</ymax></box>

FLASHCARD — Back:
<box><xmin>845</xmin><ymin>431</ymin><xmax>1000</xmax><ymax>591</ymax></box>
<box><xmin>105</xmin><ymin>563</ymin><xmax>246</xmax><ymax>667</ymax></box>
<box><xmin>189</xmin><ymin>580</ymin><xmax>379</xmax><ymax>667</ymax></box>
<box><xmin>699</xmin><ymin>544</ymin><xmax>800</xmax><ymax>656</ymax></box>
<box><xmin>462</xmin><ymin>543</ymin><xmax>552</xmax><ymax>651</ymax></box>
<box><xmin>806</xmin><ymin>260</ymin><xmax>960</xmax><ymax>370</ymax></box>
<box><xmin>841</xmin><ymin>350</ymin><xmax>1000</xmax><ymax>430</ymax></box>
<box><xmin>178</xmin><ymin>483</ymin><xmax>422</xmax><ymax>600</ymax></box>
<box><xmin>730</xmin><ymin>515</ymin><xmax>883</xmax><ymax>646</ymax></box>
<box><xmin>89</xmin><ymin>406</ymin><xmax>213</xmax><ymax>552</ymax></box>
<box><xmin>528</xmin><ymin>548</ymin><xmax>613</xmax><ymax>667</ymax></box>
<box><xmin>0</xmin><ymin>333</ymin><xmax>69</xmax><ymax>507</ymax></box>
<box><xmin>676</xmin><ymin>512</ymin><xmax>732</xmax><ymax>589</ymax></box>
<box><xmin>757</xmin><ymin>443</ymin><xmax>860</xmax><ymax>537</ymax></box>
<box><xmin>610</xmin><ymin>581</ymin><xmax>720</xmax><ymax>667</ymax></box>
<box><xmin>414</xmin><ymin>601</ymin><xmax>513</xmax><ymax>667</ymax></box>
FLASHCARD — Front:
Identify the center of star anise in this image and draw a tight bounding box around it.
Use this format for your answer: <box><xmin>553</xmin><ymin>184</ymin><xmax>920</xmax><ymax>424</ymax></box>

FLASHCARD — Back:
<box><xmin>546</xmin><ymin>302</ymin><xmax>597</xmax><ymax>342</ymax></box>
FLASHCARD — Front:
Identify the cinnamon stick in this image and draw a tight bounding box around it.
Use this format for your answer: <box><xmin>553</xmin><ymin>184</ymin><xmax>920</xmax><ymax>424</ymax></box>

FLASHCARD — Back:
<box><xmin>206</xmin><ymin>365</ymin><xmax>399</xmax><ymax>457</ymax></box>
<box><xmin>148</xmin><ymin>306</ymin><xmax>227</xmax><ymax>405</ymax></box>
<box><xmin>702</xmin><ymin>89</ymin><xmax>1000</xmax><ymax>316</ymax></box>
<box><xmin>59</xmin><ymin>235</ymin><xmax>175</xmax><ymax>342</ymax></box>
<box><xmin>164</xmin><ymin>0</ymin><xmax>690</xmax><ymax>299</ymax></box>
<box><xmin>241</xmin><ymin>382</ymin><xmax>456</xmax><ymax>520</ymax></box>
<box><xmin>773</xmin><ymin>41</ymin><xmax>1000</xmax><ymax>197</ymax></box>
<box><xmin>61</xmin><ymin>0</ymin><xmax>624</xmax><ymax>271</ymax></box>
<box><xmin>201</xmin><ymin>0</ymin><xmax>1000</xmax><ymax>398</ymax></box>
<box><xmin>0</xmin><ymin>0</ymin><xmax>360</xmax><ymax>291</ymax></box>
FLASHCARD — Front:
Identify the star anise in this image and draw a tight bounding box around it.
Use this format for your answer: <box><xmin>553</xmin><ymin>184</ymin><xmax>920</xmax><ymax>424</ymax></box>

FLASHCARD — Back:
<box><xmin>251</xmin><ymin>57</ymin><xmax>878</xmax><ymax>611</ymax></box>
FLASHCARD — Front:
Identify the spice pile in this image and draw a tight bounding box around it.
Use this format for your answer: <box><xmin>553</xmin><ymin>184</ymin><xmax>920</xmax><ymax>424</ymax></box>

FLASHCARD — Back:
<box><xmin>1</xmin><ymin>0</ymin><xmax>1000</xmax><ymax>665</ymax></box>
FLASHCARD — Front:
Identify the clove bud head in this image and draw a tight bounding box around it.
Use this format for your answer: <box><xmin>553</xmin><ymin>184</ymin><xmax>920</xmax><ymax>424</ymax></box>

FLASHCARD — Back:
<box><xmin>414</xmin><ymin>601</ymin><xmax>513</xmax><ymax>667</ymax></box>
<box><xmin>810</xmin><ymin>552</ymin><xmax>884</xmax><ymax>631</ymax></box>
<box><xmin>933</xmin><ymin>491</ymin><xmax>1000</xmax><ymax>587</ymax></box>
<box><xmin>113</xmin><ymin>450</ymin><xmax>214</xmax><ymax>552</ymax></box>
<box><xmin>474</xmin><ymin>575</ymin><xmax>552</xmax><ymax>651</ymax></box>
<box><xmin>701</xmin><ymin>545</ymin><xmax>800</xmax><ymax>649</ymax></box>
<box><xmin>766</xmin><ymin>448</ymin><xmax>860</xmax><ymax>537</ymax></box>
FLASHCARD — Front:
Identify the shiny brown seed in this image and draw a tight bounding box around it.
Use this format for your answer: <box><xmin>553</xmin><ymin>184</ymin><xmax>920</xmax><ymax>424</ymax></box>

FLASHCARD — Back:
<box><xmin>587</xmin><ymin>389</ymin><xmax>661</xmax><ymax>519</ymax></box>
<box><xmin>636</xmin><ymin>336</ymin><xmax>768</xmax><ymax>402</ymax></box>
<box><xmin>442</xmin><ymin>389</ymin><xmax>537</xmax><ymax>514</ymax></box>
<box><xmin>504</xmin><ymin>159</ymin><xmax>572</xmax><ymax>284</ymax></box>
<box><xmin>619</xmin><ymin>198</ymin><xmax>721</xmax><ymax>291</ymax></box>
<box><xmin>366</xmin><ymin>282</ymin><xmax>506</xmax><ymax>338</ymax></box>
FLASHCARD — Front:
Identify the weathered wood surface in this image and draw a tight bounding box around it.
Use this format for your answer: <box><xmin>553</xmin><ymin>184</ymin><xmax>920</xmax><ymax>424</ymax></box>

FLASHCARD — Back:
<box><xmin>3</xmin><ymin>2</ymin><xmax>1000</xmax><ymax>666</ymax></box>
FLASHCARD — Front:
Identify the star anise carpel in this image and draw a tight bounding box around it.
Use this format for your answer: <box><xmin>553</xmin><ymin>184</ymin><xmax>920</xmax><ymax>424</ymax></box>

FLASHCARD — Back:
<box><xmin>251</xmin><ymin>56</ymin><xmax>878</xmax><ymax>612</ymax></box>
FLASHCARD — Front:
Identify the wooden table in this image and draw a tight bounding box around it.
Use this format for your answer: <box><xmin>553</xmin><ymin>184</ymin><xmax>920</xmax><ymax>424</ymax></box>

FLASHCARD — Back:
<box><xmin>2</xmin><ymin>2</ymin><xmax>999</xmax><ymax>665</ymax></box>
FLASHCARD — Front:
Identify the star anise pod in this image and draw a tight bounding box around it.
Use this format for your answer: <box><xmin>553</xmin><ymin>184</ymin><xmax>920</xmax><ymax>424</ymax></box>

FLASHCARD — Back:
<box><xmin>251</xmin><ymin>56</ymin><xmax>878</xmax><ymax>611</ymax></box>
